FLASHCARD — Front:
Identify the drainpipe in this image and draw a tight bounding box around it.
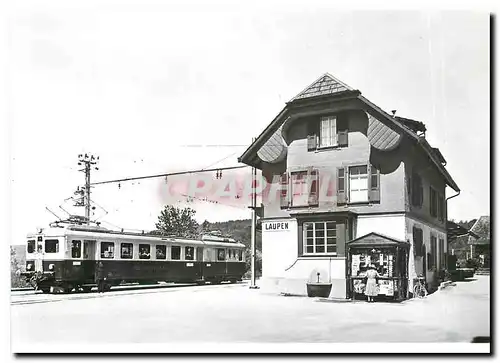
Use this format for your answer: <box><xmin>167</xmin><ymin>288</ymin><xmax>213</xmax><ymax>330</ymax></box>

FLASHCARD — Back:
<box><xmin>445</xmin><ymin>190</ymin><xmax>460</xmax><ymax>221</ymax></box>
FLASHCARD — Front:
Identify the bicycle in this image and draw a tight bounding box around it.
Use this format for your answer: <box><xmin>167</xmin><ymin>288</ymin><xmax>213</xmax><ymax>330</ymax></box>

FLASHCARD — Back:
<box><xmin>413</xmin><ymin>275</ymin><xmax>428</xmax><ymax>298</ymax></box>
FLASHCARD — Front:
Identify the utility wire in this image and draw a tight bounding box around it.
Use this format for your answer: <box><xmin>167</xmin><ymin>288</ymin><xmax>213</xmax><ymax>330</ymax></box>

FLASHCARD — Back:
<box><xmin>91</xmin><ymin>165</ymin><xmax>249</xmax><ymax>186</ymax></box>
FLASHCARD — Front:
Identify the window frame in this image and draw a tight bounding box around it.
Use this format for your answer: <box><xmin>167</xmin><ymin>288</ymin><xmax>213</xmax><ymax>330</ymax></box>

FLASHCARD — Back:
<box><xmin>139</xmin><ymin>244</ymin><xmax>151</xmax><ymax>260</ymax></box>
<box><xmin>44</xmin><ymin>239</ymin><xmax>59</xmax><ymax>253</ymax></box>
<box><xmin>155</xmin><ymin>245</ymin><xmax>167</xmax><ymax>260</ymax></box>
<box><xmin>319</xmin><ymin>116</ymin><xmax>337</xmax><ymax>148</ymax></box>
<box><xmin>185</xmin><ymin>246</ymin><xmax>195</xmax><ymax>261</ymax></box>
<box><xmin>303</xmin><ymin>221</ymin><xmax>337</xmax><ymax>256</ymax></box>
<box><xmin>71</xmin><ymin>240</ymin><xmax>82</xmax><ymax>258</ymax></box>
<box><xmin>348</xmin><ymin>165</ymin><xmax>369</xmax><ymax>204</ymax></box>
<box><xmin>27</xmin><ymin>240</ymin><xmax>36</xmax><ymax>254</ymax></box>
<box><xmin>120</xmin><ymin>242</ymin><xmax>134</xmax><ymax>259</ymax></box>
<box><xmin>217</xmin><ymin>248</ymin><xmax>226</xmax><ymax>261</ymax></box>
<box><xmin>100</xmin><ymin>242</ymin><xmax>115</xmax><ymax>259</ymax></box>
<box><xmin>290</xmin><ymin>170</ymin><xmax>309</xmax><ymax>207</ymax></box>
<box><xmin>171</xmin><ymin>245</ymin><xmax>181</xmax><ymax>260</ymax></box>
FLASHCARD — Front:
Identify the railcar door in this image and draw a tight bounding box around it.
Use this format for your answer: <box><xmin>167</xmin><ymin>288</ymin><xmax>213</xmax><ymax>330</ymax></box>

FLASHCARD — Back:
<box><xmin>83</xmin><ymin>240</ymin><xmax>96</xmax><ymax>282</ymax></box>
<box><xmin>34</xmin><ymin>238</ymin><xmax>44</xmax><ymax>273</ymax></box>
<box><xmin>196</xmin><ymin>247</ymin><xmax>204</xmax><ymax>279</ymax></box>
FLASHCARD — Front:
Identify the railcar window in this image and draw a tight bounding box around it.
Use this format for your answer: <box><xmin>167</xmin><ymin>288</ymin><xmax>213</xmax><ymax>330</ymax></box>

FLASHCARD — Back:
<box><xmin>156</xmin><ymin>245</ymin><xmax>166</xmax><ymax>260</ymax></box>
<box><xmin>185</xmin><ymin>246</ymin><xmax>194</xmax><ymax>260</ymax></box>
<box><xmin>171</xmin><ymin>246</ymin><xmax>181</xmax><ymax>260</ymax></box>
<box><xmin>71</xmin><ymin>240</ymin><xmax>82</xmax><ymax>258</ymax></box>
<box><xmin>139</xmin><ymin>244</ymin><xmax>151</xmax><ymax>259</ymax></box>
<box><xmin>45</xmin><ymin>239</ymin><xmax>59</xmax><ymax>253</ymax></box>
<box><xmin>121</xmin><ymin>243</ymin><xmax>133</xmax><ymax>259</ymax></box>
<box><xmin>83</xmin><ymin>240</ymin><xmax>96</xmax><ymax>259</ymax></box>
<box><xmin>101</xmin><ymin>242</ymin><xmax>115</xmax><ymax>259</ymax></box>
<box><xmin>217</xmin><ymin>249</ymin><xmax>225</xmax><ymax>261</ymax></box>
<box><xmin>27</xmin><ymin>240</ymin><xmax>35</xmax><ymax>253</ymax></box>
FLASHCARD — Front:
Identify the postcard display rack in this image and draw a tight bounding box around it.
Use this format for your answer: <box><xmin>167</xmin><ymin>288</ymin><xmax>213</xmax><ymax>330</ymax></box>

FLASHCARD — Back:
<box><xmin>347</xmin><ymin>239</ymin><xmax>410</xmax><ymax>301</ymax></box>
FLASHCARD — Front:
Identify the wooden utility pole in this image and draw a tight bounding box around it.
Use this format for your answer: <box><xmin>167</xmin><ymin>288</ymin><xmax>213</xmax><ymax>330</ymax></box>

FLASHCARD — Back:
<box><xmin>77</xmin><ymin>153</ymin><xmax>99</xmax><ymax>224</ymax></box>
<box><xmin>249</xmin><ymin>139</ymin><xmax>259</xmax><ymax>289</ymax></box>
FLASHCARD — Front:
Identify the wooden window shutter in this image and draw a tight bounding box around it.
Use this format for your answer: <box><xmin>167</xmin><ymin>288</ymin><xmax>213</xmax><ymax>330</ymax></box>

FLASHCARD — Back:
<box><xmin>368</xmin><ymin>164</ymin><xmax>380</xmax><ymax>203</ymax></box>
<box><xmin>279</xmin><ymin>172</ymin><xmax>289</xmax><ymax>209</ymax></box>
<box><xmin>336</xmin><ymin>222</ymin><xmax>346</xmax><ymax>257</ymax></box>
<box><xmin>337</xmin><ymin>167</ymin><xmax>347</xmax><ymax>205</ymax></box>
<box><xmin>308</xmin><ymin>168</ymin><xmax>319</xmax><ymax>206</ymax></box>
<box><xmin>307</xmin><ymin>120</ymin><xmax>319</xmax><ymax>151</ymax></box>
<box><xmin>307</xmin><ymin>135</ymin><xmax>317</xmax><ymax>151</ymax></box>
<box><xmin>336</xmin><ymin>116</ymin><xmax>349</xmax><ymax>147</ymax></box>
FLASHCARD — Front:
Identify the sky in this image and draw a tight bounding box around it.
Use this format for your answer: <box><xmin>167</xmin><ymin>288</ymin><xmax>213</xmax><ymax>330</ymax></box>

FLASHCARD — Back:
<box><xmin>3</xmin><ymin>1</ymin><xmax>491</xmax><ymax>245</ymax></box>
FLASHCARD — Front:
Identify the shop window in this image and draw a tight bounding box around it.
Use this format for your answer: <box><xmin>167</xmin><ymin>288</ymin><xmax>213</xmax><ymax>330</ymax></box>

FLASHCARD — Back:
<box><xmin>71</xmin><ymin>240</ymin><xmax>82</xmax><ymax>258</ymax></box>
<box><xmin>171</xmin><ymin>246</ymin><xmax>181</xmax><ymax>260</ymax></box>
<box><xmin>45</xmin><ymin>239</ymin><xmax>59</xmax><ymax>253</ymax></box>
<box><xmin>101</xmin><ymin>242</ymin><xmax>115</xmax><ymax>259</ymax></box>
<box><xmin>27</xmin><ymin>240</ymin><xmax>35</xmax><ymax>253</ymax></box>
<box><xmin>217</xmin><ymin>248</ymin><xmax>226</xmax><ymax>261</ymax></box>
<box><xmin>185</xmin><ymin>246</ymin><xmax>194</xmax><ymax>261</ymax></box>
<box><xmin>156</xmin><ymin>245</ymin><xmax>166</xmax><ymax>260</ymax></box>
<box><xmin>121</xmin><ymin>243</ymin><xmax>133</xmax><ymax>259</ymax></box>
<box><xmin>303</xmin><ymin>221</ymin><xmax>337</xmax><ymax>255</ymax></box>
<box><xmin>139</xmin><ymin>244</ymin><xmax>151</xmax><ymax>259</ymax></box>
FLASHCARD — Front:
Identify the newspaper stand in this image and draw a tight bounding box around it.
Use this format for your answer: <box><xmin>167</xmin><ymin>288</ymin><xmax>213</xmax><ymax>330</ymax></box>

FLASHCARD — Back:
<box><xmin>346</xmin><ymin>232</ymin><xmax>410</xmax><ymax>301</ymax></box>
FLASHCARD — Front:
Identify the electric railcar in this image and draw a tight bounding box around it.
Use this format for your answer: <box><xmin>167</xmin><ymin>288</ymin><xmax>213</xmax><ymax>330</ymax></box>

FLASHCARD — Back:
<box><xmin>21</xmin><ymin>223</ymin><xmax>246</xmax><ymax>293</ymax></box>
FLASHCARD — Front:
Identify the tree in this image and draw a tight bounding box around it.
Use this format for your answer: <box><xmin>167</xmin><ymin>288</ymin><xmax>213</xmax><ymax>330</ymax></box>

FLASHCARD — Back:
<box><xmin>11</xmin><ymin>247</ymin><xmax>28</xmax><ymax>288</ymax></box>
<box><xmin>154</xmin><ymin>205</ymin><xmax>199</xmax><ymax>238</ymax></box>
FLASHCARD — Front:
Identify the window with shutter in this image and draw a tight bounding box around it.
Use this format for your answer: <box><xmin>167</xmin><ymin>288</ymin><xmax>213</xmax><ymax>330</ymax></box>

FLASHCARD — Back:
<box><xmin>279</xmin><ymin>173</ymin><xmax>289</xmax><ymax>209</ymax></box>
<box><xmin>306</xmin><ymin>119</ymin><xmax>319</xmax><ymax>152</ymax></box>
<box><xmin>412</xmin><ymin>226</ymin><xmax>422</xmax><ymax>256</ymax></box>
<box><xmin>337</xmin><ymin>116</ymin><xmax>349</xmax><ymax>147</ymax></box>
<box><xmin>369</xmin><ymin>164</ymin><xmax>380</xmax><ymax>203</ymax></box>
<box><xmin>430</xmin><ymin>235</ymin><xmax>437</xmax><ymax>269</ymax></box>
<box><xmin>337</xmin><ymin>167</ymin><xmax>347</xmax><ymax>205</ymax></box>
<box><xmin>411</xmin><ymin>172</ymin><xmax>423</xmax><ymax>207</ymax></box>
<box><xmin>348</xmin><ymin>165</ymin><xmax>368</xmax><ymax>203</ymax></box>
<box><xmin>320</xmin><ymin>116</ymin><xmax>336</xmax><ymax>147</ymax></box>
<box><xmin>308</xmin><ymin>169</ymin><xmax>319</xmax><ymax>206</ymax></box>
<box><xmin>290</xmin><ymin>171</ymin><xmax>309</xmax><ymax>207</ymax></box>
<box><xmin>430</xmin><ymin>187</ymin><xmax>438</xmax><ymax>218</ymax></box>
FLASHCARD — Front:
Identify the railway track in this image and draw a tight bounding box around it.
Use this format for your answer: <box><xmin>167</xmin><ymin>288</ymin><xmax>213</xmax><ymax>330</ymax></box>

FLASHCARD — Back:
<box><xmin>11</xmin><ymin>281</ymin><xmax>246</xmax><ymax>306</ymax></box>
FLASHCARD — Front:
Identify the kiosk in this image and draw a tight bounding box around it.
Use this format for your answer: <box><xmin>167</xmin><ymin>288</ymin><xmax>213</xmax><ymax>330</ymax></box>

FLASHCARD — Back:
<box><xmin>346</xmin><ymin>232</ymin><xmax>410</xmax><ymax>301</ymax></box>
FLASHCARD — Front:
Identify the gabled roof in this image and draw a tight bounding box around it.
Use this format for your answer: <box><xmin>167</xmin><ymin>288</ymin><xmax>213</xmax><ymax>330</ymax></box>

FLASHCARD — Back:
<box><xmin>238</xmin><ymin>73</ymin><xmax>460</xmax><ymax>192</ymax></box>
<box><xmin>290</xmin><ymin>73</ymin><xmax>354</xmax><ymax>101</ymax></box>
<box><xmin>468</xmin><ymin>216</ymin><xmax>490</xmax><ymax>244</ymax></box>
<box><xmin>346</xmin><ymin>232</ymin><xmax>410</xmax><ymax>248</ymax></box>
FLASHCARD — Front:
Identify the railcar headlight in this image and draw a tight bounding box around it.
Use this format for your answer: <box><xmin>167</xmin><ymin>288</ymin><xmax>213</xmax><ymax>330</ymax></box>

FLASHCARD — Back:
<box><xmin>48</xmin><ymin>264</ymin><xmax>55</xmax><ymax>271</ymax></box>
<box><xmin>27</xmin><ymin>263</ymin><xmax>32</xmax><ymax>271</ymax></box>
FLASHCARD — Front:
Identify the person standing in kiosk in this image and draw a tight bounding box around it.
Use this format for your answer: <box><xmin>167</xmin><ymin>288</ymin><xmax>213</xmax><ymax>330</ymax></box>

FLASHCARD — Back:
<box><xmin>364</xmin><ymin>264</ymin><xmax>380</xmax><ymax>302</ymax></box>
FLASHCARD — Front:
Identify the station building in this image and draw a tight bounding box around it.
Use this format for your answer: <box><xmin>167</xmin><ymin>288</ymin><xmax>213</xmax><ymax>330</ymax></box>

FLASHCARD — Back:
<box><xmin>238</xmin><ymin>73</ymin><xmax>460</xmax><ymax>299</ymax></box>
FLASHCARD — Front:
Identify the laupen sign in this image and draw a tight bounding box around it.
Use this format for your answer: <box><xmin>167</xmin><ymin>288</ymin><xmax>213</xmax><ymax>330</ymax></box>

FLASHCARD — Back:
<box><xmin>264</xmin><ymin>221</ymin><xmax>290</xmax><ymax>232</ymax></box>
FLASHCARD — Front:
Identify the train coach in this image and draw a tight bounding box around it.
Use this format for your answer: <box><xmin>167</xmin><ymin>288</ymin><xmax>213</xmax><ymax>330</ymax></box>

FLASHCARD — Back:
<box><xmin>21</xmin><ymin>222</ymin><xmax>246</xmax><ymax>293</ymax></box>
